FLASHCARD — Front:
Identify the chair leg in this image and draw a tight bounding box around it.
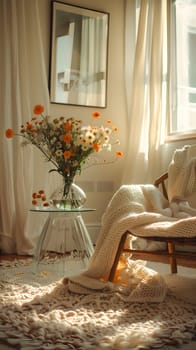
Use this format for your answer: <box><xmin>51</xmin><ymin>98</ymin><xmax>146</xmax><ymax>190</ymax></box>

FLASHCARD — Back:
<box><xmin>108</xmin><ymin>232</ymin><xmax>128</xmax><ymax>282</ymax></box>
<box><xmin>167</xmin><ymin>242</ymin><xmax>177</xmax><ymax>273</ymax></box>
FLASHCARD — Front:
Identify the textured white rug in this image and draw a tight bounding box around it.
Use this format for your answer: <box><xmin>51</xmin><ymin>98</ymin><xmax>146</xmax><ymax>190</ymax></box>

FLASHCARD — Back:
<box><xmin>0</xmin><ymin>259</ymin><xmax>196</xmax><ymax>350</ymax></box>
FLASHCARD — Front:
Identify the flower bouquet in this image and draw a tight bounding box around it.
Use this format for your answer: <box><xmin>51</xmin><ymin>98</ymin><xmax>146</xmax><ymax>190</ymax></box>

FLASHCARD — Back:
<box><xmin>5</xmin><ymin>104</ymin><xmax>123</xmax><ymax>208</ymax></box>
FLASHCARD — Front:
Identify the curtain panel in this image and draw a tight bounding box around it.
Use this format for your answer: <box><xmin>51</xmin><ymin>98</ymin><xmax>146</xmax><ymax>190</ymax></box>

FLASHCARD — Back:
<box><xmin>123</xmin><ymin>0</ymin><xmax>170</xmax><ymax>185</ymax></box>
<box><xmin>0</xmin><ymin>0</ymin><xmax>50</xmax><ymax>254</ymax></box>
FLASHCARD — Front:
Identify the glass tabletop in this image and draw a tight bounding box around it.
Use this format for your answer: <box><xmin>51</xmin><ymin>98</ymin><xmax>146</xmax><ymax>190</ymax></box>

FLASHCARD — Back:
<box><xmin>30</xmin><ymin>207</ymin><xmax>96</xmax><ymax>213</ymax></box>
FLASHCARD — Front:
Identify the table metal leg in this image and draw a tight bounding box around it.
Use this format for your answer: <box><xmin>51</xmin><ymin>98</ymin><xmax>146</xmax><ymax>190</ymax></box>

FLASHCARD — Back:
<box><xmin>73</xmin><ymin>215</ymin><xmax>94</xmax><ymax>259</ymax></box>
<box><xmin>33</xmin><ymin>215</ymin><xmax>51</xmax><ymax>268</ymax></box>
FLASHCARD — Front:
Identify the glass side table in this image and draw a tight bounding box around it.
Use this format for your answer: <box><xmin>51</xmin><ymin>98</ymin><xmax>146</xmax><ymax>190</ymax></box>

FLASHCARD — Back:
<box><xmin>30</xmin><ymin>208</ymin><xmax>95</xmax><ymax>277</ymax></box>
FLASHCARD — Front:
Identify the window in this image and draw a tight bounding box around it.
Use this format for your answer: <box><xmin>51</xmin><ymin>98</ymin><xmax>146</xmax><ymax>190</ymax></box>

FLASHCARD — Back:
<box><xmin>168</xmin><ymin>0</ymin><xmax>196</xmax><ymax>140</ymax></box>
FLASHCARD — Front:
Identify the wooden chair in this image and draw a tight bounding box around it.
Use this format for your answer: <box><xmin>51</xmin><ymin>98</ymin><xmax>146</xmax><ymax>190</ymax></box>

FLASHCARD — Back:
<box><xmin>108</xmin><ymin>173</ymin><xmax>196</xmax><ymax>281</ymax></box>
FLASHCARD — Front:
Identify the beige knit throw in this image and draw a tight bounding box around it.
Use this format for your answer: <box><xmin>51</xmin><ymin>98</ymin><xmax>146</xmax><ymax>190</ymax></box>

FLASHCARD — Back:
<box><xmin>65</xmin><ymin>184</ymin><xmax>196</xmax><ymax>302</ymax></box>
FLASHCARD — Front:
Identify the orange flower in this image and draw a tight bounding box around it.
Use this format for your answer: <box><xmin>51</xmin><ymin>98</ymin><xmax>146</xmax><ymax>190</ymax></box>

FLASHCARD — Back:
<box><xmin>113</xmin><ymin>127</ymin><xmax>118</xmax><ymax>132</ymax></box>
<box><xmin>63</xmin><ymin>133</ymin><xmax>72</xmax><ymax>143</ymax></box>
<box><xmin>33</xmin><ymin>104</ymin><xmax>44</xmax><ymax>115</ymax></box>
<box><xmin>64</xmin><ymin>122</ymin><xmax>72</xmax><ymax>131</ymax></box>
<box><xmin>39</xmin><ymin>190</ymin><xmax>45</xmax><ymax>194</ymax></box>
<box><xmin>92</xmin><ymin>111</ymin><xmax>101</xmax><ymax>119</ymax></box>
<box><xmin>93</xmin><ymin>141</ymin><xmax>100</xmax><ymax>152</ymax></box>
<box><xmin>43</xmin><ymin>202</ymin><xmax>49</xmax><ymax>207</ymax></box>
<box><xmin>5</xmin><ymin>128</ymin><xmax>14</xmax><ymax>138</ymax></box>
<box><xmin>26</xmin><ymin>123</ymin><xmax>32</xmax><ymax>130</ymax></box>
<box><xmin>64</xmin><ymin>150</ymin><xmax>72</xmax><ymax>159</ymax></box>
<box><xmin>106</xmin><ymin>120</ymin><xmax>112</xmax><ymax>124</ymax></box>
<box><xmin>115</xmin><ymin>151</ymin><xmax>124</xmax><ymax>157</ymax></box>
<box><xmin>32</xmin><ymin>192</ymin><xmax>37</xmax><ymax>199</ymax></box>
<box><xmin>32</xmin><ymin>199</ymin><xmax>37</xmax><ymax>205</ymax></box>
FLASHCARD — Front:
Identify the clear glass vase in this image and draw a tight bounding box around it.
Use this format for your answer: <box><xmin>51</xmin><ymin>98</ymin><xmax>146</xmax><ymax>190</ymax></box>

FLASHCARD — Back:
<box><xmin>50</xmin><ymin>179</ymin><xmax>86</xmax><ymax>209</ymax></box>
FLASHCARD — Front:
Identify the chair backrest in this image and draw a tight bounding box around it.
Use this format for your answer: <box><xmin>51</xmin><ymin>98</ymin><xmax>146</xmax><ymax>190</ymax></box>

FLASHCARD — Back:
<box><xmin>154</xmin><ymin>172</ymin><xmax>168</xmax><ymax>200</ymax></box>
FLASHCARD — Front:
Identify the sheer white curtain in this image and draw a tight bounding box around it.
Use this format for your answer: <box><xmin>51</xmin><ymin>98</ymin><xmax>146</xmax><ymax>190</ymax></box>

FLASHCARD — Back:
<box><xmin>123</xmin><ymin>0</ymin><xmax>170</xmax><ymax>184</ymax></box>
<box><xmin>0</xmin><ymin>0</ymin><xmax>50</xmax><ymax>254</ymax></box>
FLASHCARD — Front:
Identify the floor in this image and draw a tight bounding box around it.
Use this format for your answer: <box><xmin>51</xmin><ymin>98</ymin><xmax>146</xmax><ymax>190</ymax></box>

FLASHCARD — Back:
<box><xmin>0</xmin><ymin>260</ymin><xmax>195</xmax><ymax>350</ymax></box>
<box><xmin>147</xmin><ymin>262</ymin><xmax>196</xmax><ymax>350</ymax></box>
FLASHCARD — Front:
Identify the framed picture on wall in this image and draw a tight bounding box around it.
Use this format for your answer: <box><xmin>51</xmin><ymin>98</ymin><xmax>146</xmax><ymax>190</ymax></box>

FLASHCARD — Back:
<box><xmin>49</xmin><ymin>1</ymin><xmax>109</xmax><ymax>108</ymax></box>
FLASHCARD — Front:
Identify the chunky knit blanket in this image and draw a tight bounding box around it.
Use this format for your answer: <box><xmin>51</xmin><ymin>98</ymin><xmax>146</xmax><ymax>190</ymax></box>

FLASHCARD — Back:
<box><xmin>168</xmin><ymin>144</ymin><xmax>196</xmax><ymax>202</ymax></box>
<box><xmin>65</xmin><ymin>184</ymin><xmax>196</xmax><ymax>302</ymax></box>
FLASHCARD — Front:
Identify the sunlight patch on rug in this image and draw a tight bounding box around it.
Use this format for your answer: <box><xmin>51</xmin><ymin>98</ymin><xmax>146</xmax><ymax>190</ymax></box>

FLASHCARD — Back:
<box><xmin>0</xmin><ymin>260</ymin><xmax>196</xmax><ymax>350</ymax></box>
